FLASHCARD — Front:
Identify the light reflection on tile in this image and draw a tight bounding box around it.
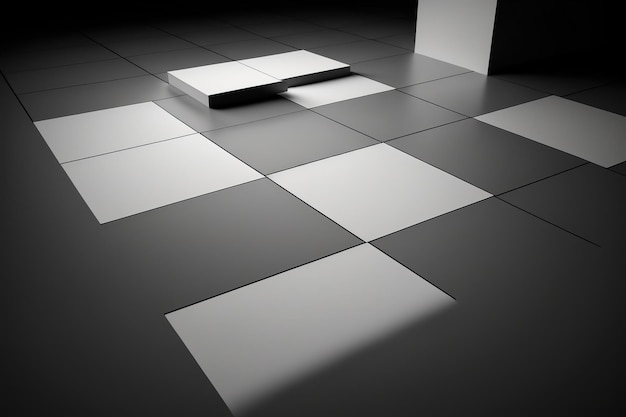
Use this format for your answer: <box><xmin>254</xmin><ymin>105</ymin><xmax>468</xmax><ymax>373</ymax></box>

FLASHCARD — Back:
<box><xmin>269</xmin><ymin>143</ymin><xmax>491</xmax><ymax>241</ymax></box>
<box><xmin>476</xmin><ymin>96</ymin><xmax>626</xmax><ymax>168</ymax></box>
<box><xmin>35</xmin><ymin>101</ymin><xmax>195</xmax><ymax>163</ymax></box>
<box><xmin>62</xmin><ymin>133</ymin><xmax>262</xmax><ymax>223</ymax></box>
<box><xmin>166</xmin><ymin>243</ymin><xmax>455</xmax><ymax>416</ymax></box>
<box><xmin>280</xmin><ymin>74</ymin><xmax>394</xmax><ymax>108</ymax></box>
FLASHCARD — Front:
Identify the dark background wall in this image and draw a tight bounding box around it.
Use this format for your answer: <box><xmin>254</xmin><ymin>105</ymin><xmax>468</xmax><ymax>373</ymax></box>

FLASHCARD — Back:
<box><xmin>489</xmin><ymin>0</ymin><xmax>622</xmax><ymax>73</ymax></box>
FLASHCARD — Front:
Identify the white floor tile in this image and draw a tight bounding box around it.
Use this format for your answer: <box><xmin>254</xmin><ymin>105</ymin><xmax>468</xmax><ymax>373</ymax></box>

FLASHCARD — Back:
<box><xmin>62</xmin><ymin>133</ymin><xmax>262</xmax><ymax>223</ymax></box>
<box><xmin>279</xmin><ymin>74</ymin><xmax>394</xmax><ymax>108</ymax></box>
<box><xmin>475</xmin><ymin>95</ymin><xmax>626</xmax><ymax>168</ymax></box>
<box><xmin>240</xmin><ymin>50</ymin><xmax>349</xmax><ymax>85</ymax></box>
<box><xmin>34</xmin><ymin>102</ymin><xmax>195</xmax><ymax>163</ymax></box>
<box><xmin>166</xmin><ymin>243</ymin><xmax>454</xmax><ymax>416</ymax></box>
<box><xmin>269</xmin><ymin>144</ymin><xmax>491</xmax><ymax>241</ymax></box>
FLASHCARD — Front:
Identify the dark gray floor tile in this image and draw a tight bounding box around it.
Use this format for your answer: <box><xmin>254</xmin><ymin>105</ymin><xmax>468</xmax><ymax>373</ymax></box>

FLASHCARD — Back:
<box><xmin>242</xmin><ymin>20</ymin><xmax>325</xmax><ymax>38</ymax></box>
<box><xmin>155</xmin><ymin>94</ymin><xmax>303</xmax><ymax>132</ymax></box>
<box><xmin>310</xmin><ymin>40</ymin><xmax>407</xmax><ymax>64</ymax></box>
<box><xmin>252</xmin><ymin>198</ymin><xmax>622</xmax><ymax>416</ymax></box>
<box><xmin>81</xmin><ymin>23</ymin><xmax>169</xmax><ymax>43</ymax></box>
<box><xmin>303</xmin><ymin>9</ymin><xmax>382</xmax><ymax>28</ymax></box>
<box><xmin>177</xmin><ymin>27</ymin><xmax>261</xmax><ymax>46</ymax></box>
<box><xmin>2</xmin><ymin>30</ymin><xmax>94</xmax><ymax>52</ymax></box>
<box><xmin>492</xmin><ymin>51</ymin><xmax>620</xmax><ymax>96</ymax></box>
<box><xmin>105</xmin><ymin>35</ymin><xmax>198</xmax><ymax>57</ymax></box>
<box><xmin>0</xmin><ymin>44</ymin><xmax>118</xmax><ymax>73</ymax></box>
<box><xmin>205</xmin><ymin>110</ymin><xmax>378</xmax><ymax>174</ymax></box>
<box><xmin>372</xmin><ymin>196</ymin><xmax>608</xmax><ymax>310</ymax></box>
<box><xmin>611</xmin><ymin>161</ymin><xmax>626</xmax><ymax>176</ymax></box>
<box><xmin>206</xmin><ymin>38</ymin><xmax>296</xmax><ymax>60</ymax></box>
<box><xmin>389</xmin><ymin>118</ymin><xmax>585</xmax><ymax>194</ymax></box>
<box><xmin>313</xmin><ymin>90</ymin><xmax>465</xmax><ymax>142</ymax></box>
<box><xmin>104</xmin><ymin>178</ymin><xmax>362</xmax><ymax>311</ymax></box>
<box><xmin>377</xmin><ymin>33</ymin><xmax>415</xmax><ymax>50</ymax></box>
<box><xmin>126</xmin><ymin>47</ymin><xmax>230</xmax><ymax>74</ymax></box>
<box><xmin>351</xmin><ymin>53</ymin><xmax>470</xmax><ymax>88</ymax></box>
<box><xmin>217</xmin><ymin>10</ymin><xmax>290</xmax><ymax>26</ymax></box>
<box><xmin>272</xmin><ymin>29</ymin><xmax>364</xmax><ymax>50</ymax></box>
<box><xmin>19</xmin><ymin>75</ymin><xmax>182</xmax><ymax>121</ymax></box>
<box><xmin>149</xmin><ymin>17</ymin><xmax>231</xmax><ymax>34</ymax></box>
<box><xmin>500</xmin><ymin>164</ymin><xmax>626</xmax><ymax>249</ymax></box>
<box><xmin>5</xmin><ymin>58</ymin><xmax>147</xmax><ymax>94</ymax></box>
<box><xmin>566</xmin><ymin>81</ymin><xmax>626</xmax><ymax>116</ymax></box>
<box><xmin>340</xmin><ymin>18</ymin><xmax>414</xmax><ymax>39</ymax></box>
<box><xmin>400</xmin><ymin>72</ymin><xmax>549</xmax><ymax>116</ymax></box>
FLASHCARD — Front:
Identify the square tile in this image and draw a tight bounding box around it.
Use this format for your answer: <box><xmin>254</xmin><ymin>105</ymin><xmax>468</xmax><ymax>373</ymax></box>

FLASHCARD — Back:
<box><xmin>313</xmin><ymin>90</ymin><xmax>465</xmax><ymax>142</ymax></box>
<box><xmin>3</xmin><ymin>30</ymin><xmax>93</xmax><ymax>52</ymax></box>
<box><xmin>149</xmin><ymin>17</ymin><xmax>231</xmax><ymax>34</ymax></box>
<box><xmin>371</xmin><ymin>197</ymin><xmax>604</xmax><ymax>300</ymax></box>
<box><xmin>177</xmin><ymin>27</ymin><xmax>261</xmax><ymax>46</ymax></box>
<box><xmin>400</xmin><ymin>72</ymin><xmax>549</xmax><ymax>117</ymax></box>
<box><xmin>280</xmin><ymin>74</ymin><xmax>394</xmax><ymax>108</ymax></box>
<box><xmin>19</xmin><ymin>75</ymin><xmax>182</xmax><ymax>121</ymax></box>
<box><xmin>269</xmin><ymin>143</ymin><xmax>491</xmax><ymax>241</ymax></box>
<box><xmin>62</xmin><ymin>133</ymin><xmax>263</xmax><ymax>223</ymax></box>
<box><xmin>476</xmin><ymin>96</ymin><xmax>626</xmax><ymax>167</ymax></box>
<box><xmin>34</xmin><ymin>102</ymin><xmax>195</xmax><ymax>163</ymax></box>
<box><xmin>611</xmin><ymin>161</ymin><xmax>626</xmax><ymax>177</ymax></box>
<box><xmin>167</xmin><ymin>61</ymin><xmax>286</xmax><ymax>108</ymax></box>
<box><xmin>341</xmin><ymin>18</ymin><xmax>415</xmax><ymax>39</ymax></box>
<box><xmin>242</xmin><ymin>19</ymin><xmax>324</xmax><ymax>38</ymax></box>
<box><xmin>104</xmin><ymin>178</ymin><xmax>363</xmax><ymax>310</ymax></box>
<box><xmin>166</xmin><ymin>243</ymin><xmax>454</xmax><ymax>416</ymax></box>
<box><xmin>492</xmin><ymin>52</ymin><xmax>618</xmax><ymax>96</ymax></box>
<box><xmin>82</xmin><ymin>23</ymin><xmax>168</xmax><ymax>44</ymax></box>
<box><xmin>0</xmin><ymin>44</ymin><xmax>118</xmax><ymax>73</ymax></box>
<box><xmin>310</xmin><ymin>40</ymin><xmax>407</xmax><ymax>64</ymax></box>
<box><xmin>377</xmin><ymin>33</ymin><xmax>415</xmax><ymax>50</ymax></box>
<box><xmin>304</xmin><ymin>9</ymin><xmax>381</xmax><ymax>28</ymax></box>
<box><xmin>351</xmin><ymin>53</ymin><xmax>470</xmax><ymax>88</ymax></box>
<box><xmin>126</xmin><ymin>47</ymin><xmax>229</xmax><ymax>74</ymax></box>
<box><xmin>155</xmin><ymin>93</ymin><xmax>303</xmax><ymax>132</ymax></box>
<box><xmin>566</xmin><ymin>81</ymin><xmax>626</xmax><ymax>117</ymax></box>
<box><xmin>240</xmin><ymin>50</ymin><xmax>350</xmax><ymax>87</ymax></box>
<box><xmin>218</xmin><ymin>10</ymin><xmax>289</xmax><ymax>26</ymax></box>
<box><xmin>205</xmin><ymin>110</ymin><xmax>378</xmax><ymax>174</ymax></box>
<box><xmin>206</xmin><ymin>38</ymin><xmax>296</xmax><ymax>60</ymax></box>
<box><xmin>500</xmin><ymin>164</ymin><xmax>626</xmax><ymax>249</ymax></box>
<box><xmin>388</xmin><ymin>118</ymin><xmax>585</xmax><ymax>194</ymax></box>
<box><xmin>5</xmin><ymin>58</ymin><xmax>147</xmax><ymax>94</ymax></box>
<box><xmin>103</xmin><ymin>35</ymin><xmax>197</xmax><ymax>57</ymax></box>
<box><xmin>272</xmin><ymin>29</ymin><xmax>363</xmax><ymax>50</ymax></box>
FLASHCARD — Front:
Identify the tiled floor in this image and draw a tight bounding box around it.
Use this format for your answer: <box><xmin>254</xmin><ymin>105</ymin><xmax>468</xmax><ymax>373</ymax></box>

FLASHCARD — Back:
<box><xmin>3</xmin><ymin>3</ymin><xmax>625</xmax><ymax>417</ymax></box>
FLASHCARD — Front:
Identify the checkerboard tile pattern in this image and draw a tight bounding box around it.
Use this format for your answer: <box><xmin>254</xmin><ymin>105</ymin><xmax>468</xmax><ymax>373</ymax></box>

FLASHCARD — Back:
<box><xmin>3</xmin><ymin>4</ymin><xmax>625</xmax><ymax>417</ymax></box>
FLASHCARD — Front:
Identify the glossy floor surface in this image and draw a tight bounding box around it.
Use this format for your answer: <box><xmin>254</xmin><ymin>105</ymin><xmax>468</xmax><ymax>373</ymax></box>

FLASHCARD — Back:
<box><xmin>3</xmin><ymin>3</ymin><xmax>625</xmax><ymax>416</ymax></box>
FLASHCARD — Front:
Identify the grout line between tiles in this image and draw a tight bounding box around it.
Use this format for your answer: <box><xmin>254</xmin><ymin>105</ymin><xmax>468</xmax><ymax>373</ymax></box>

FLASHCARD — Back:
<box><xmin>58</xmin><ymin>131</ymin><xmax>200</xmax><ymax>165</ymax></box>
<box><xmin>493</xmin><ymin>162</ymin><xmax>590</xmax><ymax>196</ymax></box>
<box><xmin>1</xmin><ymin>55</ymin><xmax>127</xmax><ymax>75</ymax></box>
<box><xmin>76</xmin><ymin>29</ymin><xmax>180</xmax><ymax>86</ymax></box>
<box><xmin>495</xmin><ymin>197</ymin><xmax>602</xmax><ymax>248</ymax></box>
<box><xmin>369</xmin><ymin>244</ymin><xmax>457</xmax><ymax>301</ymax></box>
<box><xmin>10</xmin><ymin>71</ymin><xmax>156</xmax><ymax>95</ymax></box>
<box><xmin>260</xmin><ymin>141</ymin><xmax>380</xmax><ymax>176</ymax></box>
<box><xmin>0</xmin><ymin>70</ymin><xmax>35</xmax><ymax>123</ymax></box>
<box><xmin>163</xmin><ymin>239</ymin><xmax>366</xmax><ymax>316</ymax></box>
<box><xmin>370</xmin><ymin>197</ymin><xmax>493</xmax><ymax>244</ymax></box>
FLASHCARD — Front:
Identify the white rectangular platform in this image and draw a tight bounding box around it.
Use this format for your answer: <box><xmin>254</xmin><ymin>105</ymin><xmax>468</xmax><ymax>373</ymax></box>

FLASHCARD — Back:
<box><xmin>167</xmin><ymin>61</ymin><xmax>287</xmax><ymax>108</ymax></box>
<box><xmin>167</xmin><ymin>51</ymin><xmax>351</xmax><ymax>108</ymax></box>
<box><xmin>240</xmin><ymin>50</ymin><xmax>350</xmax><ymax>87</ymax></box>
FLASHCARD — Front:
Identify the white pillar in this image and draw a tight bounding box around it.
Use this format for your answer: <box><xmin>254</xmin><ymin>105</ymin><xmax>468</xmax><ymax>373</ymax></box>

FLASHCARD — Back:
<box><xmin>414</xmin><ymin>0</ymin><xmax>498</xmax><ymax>75</ymax></box>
